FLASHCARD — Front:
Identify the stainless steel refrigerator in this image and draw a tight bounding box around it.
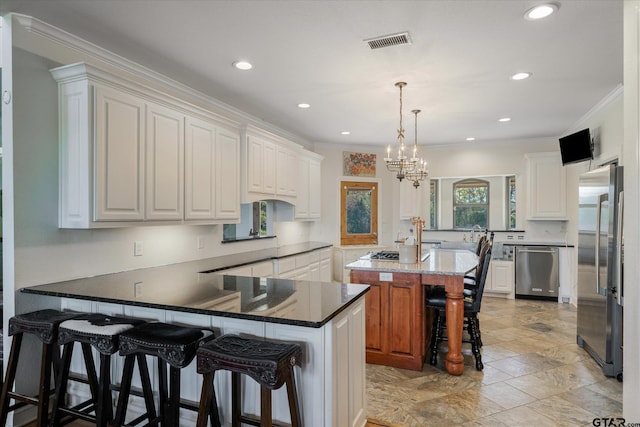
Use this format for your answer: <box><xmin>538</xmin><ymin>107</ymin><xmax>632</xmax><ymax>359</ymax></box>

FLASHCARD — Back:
<box><xmin>577</xmin><ymin>164</ymin><xmax>623</xmax><ymax>380</ymax></box>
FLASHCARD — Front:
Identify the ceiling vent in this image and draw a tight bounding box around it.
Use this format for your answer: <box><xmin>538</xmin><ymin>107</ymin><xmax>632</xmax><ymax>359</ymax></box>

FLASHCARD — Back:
<box><xmin>364</xmin><ymin>32</ymin><xmax>412</xmax><ymax>50</ymax></box>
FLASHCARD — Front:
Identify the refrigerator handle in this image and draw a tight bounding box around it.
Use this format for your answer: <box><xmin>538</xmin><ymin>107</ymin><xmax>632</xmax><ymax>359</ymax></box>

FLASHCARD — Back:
<box><xmin>595</xmin><ymin>193</ymin><xmax>607</xmax><ymax>294</ymax></box>
<box><xmin>616</xmin><ymin>190</ymin><xmax>624</xmax><ymax>306</ymax></box>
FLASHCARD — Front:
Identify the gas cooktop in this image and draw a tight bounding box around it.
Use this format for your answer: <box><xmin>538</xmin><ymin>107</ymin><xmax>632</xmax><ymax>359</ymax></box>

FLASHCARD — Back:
<box><xmin>367</xmin><ymin>251</ymin><xmax>400</xmax><ymax>260</ymax></box>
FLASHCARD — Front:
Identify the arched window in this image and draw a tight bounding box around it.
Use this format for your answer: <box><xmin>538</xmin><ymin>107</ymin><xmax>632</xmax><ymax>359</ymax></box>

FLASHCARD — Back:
<box><xmin>453</xmin><ymin>179</ymin><xmax>489</xmax><ymax>228</ymax></box>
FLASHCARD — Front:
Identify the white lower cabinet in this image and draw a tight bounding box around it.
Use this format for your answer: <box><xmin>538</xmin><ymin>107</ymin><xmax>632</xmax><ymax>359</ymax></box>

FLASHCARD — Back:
<box><xmin>486</xmin><ymin>260</ymin><xmax>515</xmax><ymax>297</ymax></box>
<box><xmin>59</xmin><ymin>295</ymin><xmax>366</xmax><ymax>427</ymax></box>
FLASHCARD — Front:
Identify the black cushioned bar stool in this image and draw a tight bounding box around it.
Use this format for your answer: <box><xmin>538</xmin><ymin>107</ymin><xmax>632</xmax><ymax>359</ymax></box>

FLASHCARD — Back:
<box><xmin>0</xmin><ymin>309</ymin><xmax>81</xmax><ymax>427</ymax></box>
<box><xmin>114</xmin><ymin>322</ymin><xmax>218</xmax><ymax>427</ymax></box>
<box><xmin>50</xmin><ymin>313</ymin><xmax>146</xmax><ymax>427</ymax></box>
<box><xmin>195</xmin><ymin>334</ymin><xmax>303</xmax><ymax>427</ymax></box>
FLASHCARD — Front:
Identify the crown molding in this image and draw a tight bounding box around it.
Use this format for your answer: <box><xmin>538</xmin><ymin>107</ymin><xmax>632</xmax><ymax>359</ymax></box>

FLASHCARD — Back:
<box><xmin>564</xmin><ymin>83</ymin><xmax>624</xmax><ymax>135</ymax></box>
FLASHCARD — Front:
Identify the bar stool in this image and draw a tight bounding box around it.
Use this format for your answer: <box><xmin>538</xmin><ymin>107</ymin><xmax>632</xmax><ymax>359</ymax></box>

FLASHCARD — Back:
<box><xmin>0</xmin><ymin>309</ymin><xmax>81</xmax><ymax>427</ymax></box>
<box><xmin>195</xmin><ymin>334</ymin><xmax>303</xmax><ymax>427</ymax></box>
<box><xmin>49</xmin><ymin>313</ymin><xmax>146</xmax><ymax>427</ymax></box>
<box><xmin>114</xmin><ymin>322</ymin><xmax>219</xmax><ymax>426</ymax></box>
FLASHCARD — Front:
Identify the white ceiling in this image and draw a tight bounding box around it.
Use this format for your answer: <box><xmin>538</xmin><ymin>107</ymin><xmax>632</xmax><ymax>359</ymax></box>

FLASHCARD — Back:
<box><xmin>1</xmin><ymin>0</ymin><xmax>623</xmax><ymax>148</ymax></box>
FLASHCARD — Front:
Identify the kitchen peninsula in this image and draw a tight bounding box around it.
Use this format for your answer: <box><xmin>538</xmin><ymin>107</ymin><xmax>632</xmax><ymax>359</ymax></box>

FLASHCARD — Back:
<box><xmin>18</xmin><ymin>244</ymin><xmax>369</xmax><ymax>427</ymax></box>
<box><xmin>347</xmin><ymin>248</ymin><xmax>478</xmax><ymax>375</ymax></box>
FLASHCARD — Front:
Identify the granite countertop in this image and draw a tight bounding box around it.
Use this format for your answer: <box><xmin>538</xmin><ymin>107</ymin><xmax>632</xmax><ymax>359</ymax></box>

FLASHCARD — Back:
<box><xmin>20</xmin><ymin>241</ymin><xmax>370</xmax><ymax>328</ymax></box>
<box><xmin>346</xmin><ymin>248</ymin><xmax>478</xmax><ymax>276</ymax></box>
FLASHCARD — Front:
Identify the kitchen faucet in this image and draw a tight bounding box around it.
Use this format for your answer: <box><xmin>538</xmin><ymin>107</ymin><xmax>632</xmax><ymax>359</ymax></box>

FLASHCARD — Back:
<box><xmin>411</xmin><ymin>216</ymin><xmax>426</xmax><ymax>262</ymax></box>
<box><xmin>471</xmin><ymin>224</ymin><xmax>483</xmax><ymax>242</ymax></box>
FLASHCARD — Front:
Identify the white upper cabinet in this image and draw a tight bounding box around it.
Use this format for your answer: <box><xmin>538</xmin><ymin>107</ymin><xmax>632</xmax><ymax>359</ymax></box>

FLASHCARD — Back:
<box><xmin>215</xmin><ymin>127</ymin><xmax>241</xmax><ymax>219</ymax></box>
<box><xmin>309</xmin><ymin>157</ymin><xmax>322</xmax><ymax>219</ymax></box>
<box><xmin>51</xmin><ymin>62</ymin><xmax>241</xmax><ymax>228</ymax></box>
<box><xmin>276</xmin><ymin>145</ymin><xmax>298</xmax><ymax>197</ymax></box>
<box><xmin>185</xmin><ymin>116</ymin><xmax>216</xmax><ymax>220</ymax></box>
<box><xmin>525</xmin><ymin>152</ymin><xmax>567</xmax><ymax>220</ymax></box>
<box><xmin>93</xmin><ymin>85</ymin><xmax>146</xmax><ymax>222</ymax></box>
<box><xmin>184</xmin><ymin>117</ymin><xmax>240</xmax><ymax>221</ymax></box>
<box><xmin>295</xmin><ymin>154</ymin><xmax>323</xmax><ymax>220</ymax></box>
<box><xmin>242</xmin><ymin>125</ymin><xmax>323</xmax><ymax>220</ymax></box>
<box><xmin>145</xmin><ymin>101</ymin><xmax>184</xmax><ymax>221</ymax></box>
<box><xmin>399</xmin><ymin>180</ymin><xmax>421</xmax><ymax>220</ymax></box>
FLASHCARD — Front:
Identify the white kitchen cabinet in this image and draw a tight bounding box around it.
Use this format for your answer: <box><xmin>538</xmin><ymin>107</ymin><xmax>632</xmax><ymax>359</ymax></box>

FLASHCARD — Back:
<box><xmin>333</xmin><ymin>245</ymin><xmax>385</xmax><ymax>283</ymax></box>
<box><xmin>295</xmin><ymin>154</ymin><xmax>323</xmax><ymax>220</ymax></box>
<box><xmin>184</xmin><ymin>117</ymin><xmax>216</xmax><ymax>220</ymax></box>
<box><xmin>244</xmin><ymin>130</ymin><xmax>278</xmax><ymax>198</ymax></box>
<box><xmin>295</xmin><ymin>156</ymin><xmax>310</xmax><ymax>219</ymax></box>
<box><xmin>51</xmin><ymin>62</ymin><xmax>241</xmax><ymax>228</ymax></box>
<box><xmin>485</xmin><ymin>259</ymin><xmax>515</xmax><ymax>298</ymax></box>
<box><xmin>215</xmin><ymin>127</ymin><xmax>241</xmax><ymax>220</ymax></box>
<box><xmin>277</xmin><ymin>146</ymin><xmax>298</xmax><ymax>197</ymax></box>
<box><xmin>185</xmin><ymin>117</ymin><xmax>240</xmax><ymax>221</ymax></box>
<box><xmin>309</xmin><ymin>158</ymin><xmax>322</xmax><ymax>219</ymax></box>
<box><xmin>94</xmin><ymin>85</ymin><xmax>146</xmax><ymax>222</ymax></box>
<box><xmin>145</xmin><ymin>101</ymin><xmax>184</xmax><ymax>220</ymax></box>
<box><xmin>399</xmin><ymin>179</ymin><xmax>424</xmax><ymax>220</ymax></box>
<box><xmin>319</xmin><ymin>248</ymin><xmax>333</xmax><ymax>282</ymax></box>
<box><xmin>242</xmin><ymin>125</ymin><xmax>322</xmax><ymax>219</ymax></box>
<box><xmin>525</xmin><ymin>152</ymin><xmax>567</xmax><ymax>220</ymax></box>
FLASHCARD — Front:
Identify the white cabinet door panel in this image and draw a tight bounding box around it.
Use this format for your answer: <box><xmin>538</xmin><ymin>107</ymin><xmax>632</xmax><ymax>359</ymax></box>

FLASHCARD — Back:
<box><xmin>94</xmin><ymin>86</ymin><xmax>145</xmax><ymax>221</ymax></box>
<box><xmin>185</xmin><ymin>117</ymin><xmax>216</xmax><ymax>220</ymax></box>
<box><xmin>215</xmin><ymin>127</ymin><xmax>241</xmax><ymax>219</ymax></box>
<box><xmin>145</xmin><ymin>102</ymin><xmax>184</xmax><ymax>220</ymax></box>
<box><xmin>309</xmin><ymin>158</ymin><xmax>322</xmax><ymax>218</ymax></box>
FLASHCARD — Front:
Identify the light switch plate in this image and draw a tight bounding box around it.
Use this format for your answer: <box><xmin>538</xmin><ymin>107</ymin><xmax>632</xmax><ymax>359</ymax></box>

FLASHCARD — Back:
<box><xmin>134</xmin><ymin>241</ymin><xmax>143</xmax><ymax>256</ymax></box>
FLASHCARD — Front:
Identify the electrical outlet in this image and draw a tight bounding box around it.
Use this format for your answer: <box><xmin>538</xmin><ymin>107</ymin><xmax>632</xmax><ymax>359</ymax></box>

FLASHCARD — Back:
<box><xmin>197</xmin><ymin>236</ymin><xmax>205</xmax><ymax>250</ymax></box>
<box><xmin>134</xmin><ymin>241</ymin><xmax>143</xmax><ymax>256</ymax></box>
<box><xmin>134</xmin><ymin>282</ymin><xmax>143</xmax><ymax>297</ymax></box>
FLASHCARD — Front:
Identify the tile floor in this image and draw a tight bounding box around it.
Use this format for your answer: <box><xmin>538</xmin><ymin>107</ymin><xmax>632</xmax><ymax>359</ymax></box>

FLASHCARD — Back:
<box><xmin>366</xmin><ymin>296</ymin><xmax>623</xmax><ymax>426</ymax></box>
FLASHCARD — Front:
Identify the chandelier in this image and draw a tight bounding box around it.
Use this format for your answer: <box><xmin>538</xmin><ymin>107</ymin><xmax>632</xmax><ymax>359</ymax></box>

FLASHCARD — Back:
<box><xmin>405</xmin><ymin>109</ymin><xmax>429</xmax><ymax>188</ymax></box>
<box><xmin>384</xmin><ymin>82</ymin><xmax>417</xmax><ymax>181</ymax></box>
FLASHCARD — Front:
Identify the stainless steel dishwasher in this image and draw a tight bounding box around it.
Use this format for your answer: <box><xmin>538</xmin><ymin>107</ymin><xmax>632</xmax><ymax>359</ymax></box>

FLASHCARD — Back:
<box><xmin>515</xmin><ymin>246</ymin><xmax>559</xmax><ymax>300</ymax></box>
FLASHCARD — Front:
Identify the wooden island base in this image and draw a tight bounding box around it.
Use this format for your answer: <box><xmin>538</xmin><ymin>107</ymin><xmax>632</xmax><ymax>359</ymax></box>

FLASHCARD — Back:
<box><xmin>349</xmin><ymin>249</ymin><xmax>476</xmax><ymax>375</ymax></box>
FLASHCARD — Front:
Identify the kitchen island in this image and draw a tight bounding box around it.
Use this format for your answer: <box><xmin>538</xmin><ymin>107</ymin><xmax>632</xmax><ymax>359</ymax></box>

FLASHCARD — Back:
<box><xmin>347</xmin><ymin>248</ymin><xmax>478</xmax><ymax>375</ymax></box>
<box><xmin>19</xmin><ymin>257</ymin><xmax>369</xmax><ymax>427</ymax></box>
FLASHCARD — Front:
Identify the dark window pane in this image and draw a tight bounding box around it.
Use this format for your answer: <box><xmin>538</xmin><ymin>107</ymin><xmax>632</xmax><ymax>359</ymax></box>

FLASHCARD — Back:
<box><xmin>454</xmin><ymin>206</ymin><xmax>488</xmax><ymax>228</ymax></box>
<box><xmin>346</xmin><ymin>189</ymin><xmax>372</xmax><ymax>234</ymax></box>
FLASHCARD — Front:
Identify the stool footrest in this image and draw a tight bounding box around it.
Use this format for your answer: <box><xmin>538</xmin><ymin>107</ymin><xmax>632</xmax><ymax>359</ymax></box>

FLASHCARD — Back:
<box><xmin>238</xmin><ymin>413</ymin><xmax>290</xmax><ymax>427</ymax></box>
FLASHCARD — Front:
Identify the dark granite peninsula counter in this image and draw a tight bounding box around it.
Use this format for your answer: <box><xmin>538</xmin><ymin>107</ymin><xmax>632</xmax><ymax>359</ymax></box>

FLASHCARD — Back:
<box><xmin>19</xmin><ymin>242</ymin><xmax>368</xmax><ymax>427</ymax></box>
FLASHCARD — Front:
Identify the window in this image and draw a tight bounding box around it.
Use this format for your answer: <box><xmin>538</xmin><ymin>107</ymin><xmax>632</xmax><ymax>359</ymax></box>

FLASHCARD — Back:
<box><xmin>429</xmin><ymin>180</ymin><xmax>438</xmax><ymax>229</ymax></box>
<box><xmin>341</xmin><ymin>181</ymin><xmax>378</xmax><ymax>245</ymax></box>
<box><xmin>223</xmin><ymin>201</ymin><xmax>274</xmax><ymax>241</ymax></box>
<box><xmin>507</xmin><ymin>176</ymin><xmax>516</xmax><ymax>229</ymax></box>
<box><xmin>453</xmin><ymin>179</ymin><xmax>489</xmax><ymax>228</ymax></box>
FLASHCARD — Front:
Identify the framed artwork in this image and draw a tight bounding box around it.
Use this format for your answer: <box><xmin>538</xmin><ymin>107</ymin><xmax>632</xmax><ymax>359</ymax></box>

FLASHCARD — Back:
<box><xmin>343</xmin><ymin>151</ymin><xmax>376</xmax><ymax>177</ymax></box>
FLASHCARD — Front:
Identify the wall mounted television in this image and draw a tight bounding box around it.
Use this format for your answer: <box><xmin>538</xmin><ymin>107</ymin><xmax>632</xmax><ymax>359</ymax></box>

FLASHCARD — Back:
<box><xmin>559</xmin><ymin>128</ymin><xmax>593</xmax><ymax>166</ymax></box>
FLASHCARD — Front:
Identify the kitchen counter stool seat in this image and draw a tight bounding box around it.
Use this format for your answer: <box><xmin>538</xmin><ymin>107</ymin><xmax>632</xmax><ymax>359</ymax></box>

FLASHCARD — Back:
<box><xmin>0</xmin><ymin>309</ymin><xmax>82</xmax><ymax>427</ymax></box>
<box><xmin>114</xmin><ymin>322</ymin><xmax>218</xmax><ymax>427</ymax></box>
<box><xmin>50</xmin><ymin>313</ymin><xmax>146</xmax><ymax>427</ymax></box>
<box><xmin>195</xmin><ymin>334</ymin><xmax>303</xmax><ymax>427</ymax></box>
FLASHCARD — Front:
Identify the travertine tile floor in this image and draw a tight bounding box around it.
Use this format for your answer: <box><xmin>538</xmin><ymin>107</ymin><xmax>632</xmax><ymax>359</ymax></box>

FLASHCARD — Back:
<box><xmin>366</xmin><ymin>297</ymin><xmax>623</xmax><ymax>426</ymax></box>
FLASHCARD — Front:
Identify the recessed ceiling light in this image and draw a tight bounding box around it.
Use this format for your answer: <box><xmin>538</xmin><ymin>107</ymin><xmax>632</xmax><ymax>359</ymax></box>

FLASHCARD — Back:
<box><xmin>232</xmin><ymin>61</ymin><xmax>253</xmax><ymax>70</ymax></box>
<box><xmin>297</xmin><ymin>103</ymin><xmax>311</xmax><ymax>109</ymax></box>
<box><xmin>466</xmin><ymin>137</ymin><xmax>476</xmax><ymax>141</ymax></box>
<box><xmin>511</xmin><ymin>72</ymin><xmax>532</xmax><ymax>81</ymax></box>
<box><xmin>498</xmin><ymin>117</ymin><xmax>511</xmax><ymax>122</ymax></box>
<box><xmin>340</xmin><ymin>131</ymin><xmax>351</xmax><ymax>135</ymax></box>
<box><xmin>524</xmin><ymin>3</ymin><xmax>559</xmax><ymax>20</ymax></box>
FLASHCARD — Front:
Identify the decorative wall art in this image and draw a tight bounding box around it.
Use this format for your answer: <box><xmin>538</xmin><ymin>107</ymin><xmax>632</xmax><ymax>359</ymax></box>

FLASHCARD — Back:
<box><xmin>343</xmin><ymin>152</ymin><xmax>377</xmax><ymax>177</ymax></box>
